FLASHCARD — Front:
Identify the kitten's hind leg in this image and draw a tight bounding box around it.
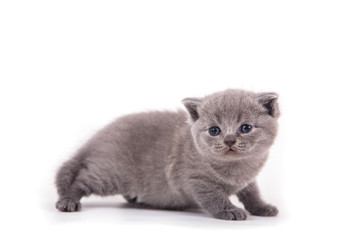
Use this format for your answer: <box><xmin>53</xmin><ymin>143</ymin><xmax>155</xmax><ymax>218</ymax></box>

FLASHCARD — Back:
<box><xmin>55</xmin><ymin>156</ymin><xmax>87</xmax><ymax>212</ymax></box>
<box><xmin>55</xmin><ymin>154</ymin><xmax>129</xmax><ymax>212</ymax></box>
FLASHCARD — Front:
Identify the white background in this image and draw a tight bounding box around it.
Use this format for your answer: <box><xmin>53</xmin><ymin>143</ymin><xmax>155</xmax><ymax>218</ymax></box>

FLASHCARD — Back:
<box><xmin>1</xmin><ymin>0</ymin><xmax>360</xmax><ymax>239</ymax></box>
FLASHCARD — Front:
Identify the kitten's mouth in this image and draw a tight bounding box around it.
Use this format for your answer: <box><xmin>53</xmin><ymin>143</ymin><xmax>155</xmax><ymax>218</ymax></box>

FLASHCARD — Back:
<box><xmin>225</xmin><ymin>148</ymin><xmax>237</xmax><ymax>154</ymax></box>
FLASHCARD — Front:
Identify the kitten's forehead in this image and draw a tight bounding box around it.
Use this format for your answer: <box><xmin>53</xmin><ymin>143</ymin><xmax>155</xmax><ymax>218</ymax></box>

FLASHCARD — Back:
<box><xmin>199</xmin><ymin>89</ymin><xmax>264</xmax><ymax>123</ymax></box>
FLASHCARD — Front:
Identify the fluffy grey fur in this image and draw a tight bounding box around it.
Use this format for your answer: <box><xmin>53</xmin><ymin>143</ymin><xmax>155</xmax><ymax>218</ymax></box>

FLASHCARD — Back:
<box><xmin>55</xmin><ymin>89</ymin><xmax>280</xmax><ymax>220</ymax></box>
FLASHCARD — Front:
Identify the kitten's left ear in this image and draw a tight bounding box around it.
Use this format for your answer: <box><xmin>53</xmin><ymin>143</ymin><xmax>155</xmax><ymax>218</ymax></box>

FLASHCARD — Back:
<box><xmin>182</xmin><ymin>98</ymin><xmax>202</xmax><ymax>122</ymax></box>
<box><xmin>255</xmin><ymin>92</ymin><xmax>280</xmax><ymax>118</ymax></box>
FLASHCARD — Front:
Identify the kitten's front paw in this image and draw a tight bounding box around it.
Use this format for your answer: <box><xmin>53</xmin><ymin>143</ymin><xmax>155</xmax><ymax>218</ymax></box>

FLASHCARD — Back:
<box><xmin>56</xmin><ymin>198</ymin><xmax>81</xmax><ymax>212</ymax></box>
<box><xmin>247</xmin><ymin>204</ymin><xmax>278</xmax><ymax>217</ymax></box>
<box><xmin>213</xmin><ymin>208</ymin><xmax>247</xmax><ymax>221</ymax></box>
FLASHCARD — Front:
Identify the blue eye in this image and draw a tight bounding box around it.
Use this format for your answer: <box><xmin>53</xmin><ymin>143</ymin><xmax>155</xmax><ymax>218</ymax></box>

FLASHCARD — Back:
<box><xmin>240</xmin><ymin>124</ymin><xmax>252</xmax><ymax>133</ymax></box>
<box><xmin>209</xmin><ymin>126</ymin><xmax>221</xmax><ymax>136</ymax></box>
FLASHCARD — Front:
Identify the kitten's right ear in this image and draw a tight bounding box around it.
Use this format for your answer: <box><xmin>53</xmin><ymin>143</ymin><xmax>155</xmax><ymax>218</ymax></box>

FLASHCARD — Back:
<box><xmin>182</xmin><ymin>98</ymin><xmax>202</xmax><ymax>122</ymax></box>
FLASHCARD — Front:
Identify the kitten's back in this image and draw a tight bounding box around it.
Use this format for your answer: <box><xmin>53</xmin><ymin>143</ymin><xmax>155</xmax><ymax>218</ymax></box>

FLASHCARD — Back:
<box><xmin>86</xmin><ymin>110</ymin><xmax>188</xmax><ymax>163</ymax></box>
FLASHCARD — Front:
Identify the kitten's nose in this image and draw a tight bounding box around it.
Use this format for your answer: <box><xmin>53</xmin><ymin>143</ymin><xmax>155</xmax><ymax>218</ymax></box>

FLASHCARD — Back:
<box><xmin>224</xmin><ymin>136</ymin><xmax>236</xmax><ymax>147</ymax></box>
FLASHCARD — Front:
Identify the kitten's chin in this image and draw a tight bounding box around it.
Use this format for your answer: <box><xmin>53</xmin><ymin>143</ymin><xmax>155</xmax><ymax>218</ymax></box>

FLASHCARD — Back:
<box><xmin>205</xmin><ymin>150</ymin><xmax>245</xmax><ymax>161</ymax></box>
<box><xmin>221</xmin><ymin>149</ymin><xmax>243</xmax><ymax>159</ymax></box>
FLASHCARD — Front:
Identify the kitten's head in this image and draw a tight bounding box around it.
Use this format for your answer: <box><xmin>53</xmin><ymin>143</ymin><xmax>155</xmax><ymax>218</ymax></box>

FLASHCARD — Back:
<box><xmin>183</xmin><ymin>89</ymin><xmax>279</xmax><ymax>160</ymax></box>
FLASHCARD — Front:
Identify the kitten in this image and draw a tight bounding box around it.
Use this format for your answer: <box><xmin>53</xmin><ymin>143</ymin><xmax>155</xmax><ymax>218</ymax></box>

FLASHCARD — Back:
<box><xmin>55</xmin><ymin>89</ymin><xmax>280</xmax><ymax>220</ymax></box>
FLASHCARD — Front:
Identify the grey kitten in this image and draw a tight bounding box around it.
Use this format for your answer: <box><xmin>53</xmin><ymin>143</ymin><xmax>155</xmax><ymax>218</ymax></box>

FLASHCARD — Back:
<box><xmin>55</xmin><ymin>89</ymin><xmax>280</xmax><ymax>220</ymax></box>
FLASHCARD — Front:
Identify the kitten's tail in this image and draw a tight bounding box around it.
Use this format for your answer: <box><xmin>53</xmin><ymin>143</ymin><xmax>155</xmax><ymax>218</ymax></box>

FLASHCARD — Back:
<box><xmin>55</xmin><ymin>151</ymin><xmax>86</xmax><ymax>197</ymax></box>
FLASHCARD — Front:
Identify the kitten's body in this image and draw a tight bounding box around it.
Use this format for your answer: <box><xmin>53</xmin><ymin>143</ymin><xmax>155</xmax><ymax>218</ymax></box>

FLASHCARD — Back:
<box><xmin>56</xmin><ymin>89</ymin><xmax>280</xmax><ymax>220</ymax></box>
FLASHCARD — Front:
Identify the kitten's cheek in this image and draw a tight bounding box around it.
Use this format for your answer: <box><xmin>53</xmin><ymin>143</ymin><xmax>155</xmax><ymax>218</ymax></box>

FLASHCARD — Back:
<box><xmin>201</xmin><ymin>138</ymin><xmax>213</xmax><ymax>150</ymax></box>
